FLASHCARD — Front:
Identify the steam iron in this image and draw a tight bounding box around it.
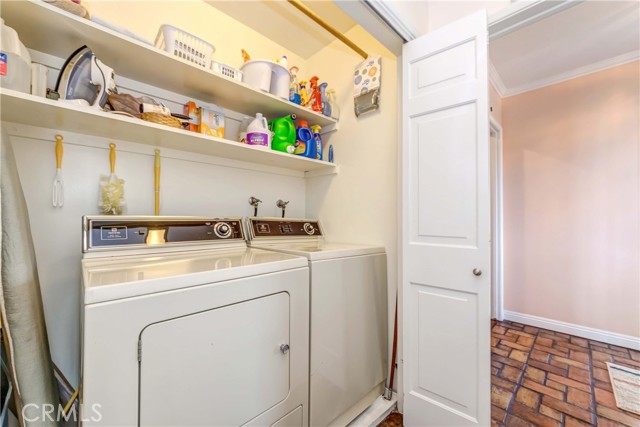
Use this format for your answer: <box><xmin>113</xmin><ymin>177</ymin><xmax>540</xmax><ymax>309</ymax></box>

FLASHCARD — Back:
<box><xmin>55</xmin><ymin>45</ymin><xmax>116</xmax><ymax>109</ymax></box>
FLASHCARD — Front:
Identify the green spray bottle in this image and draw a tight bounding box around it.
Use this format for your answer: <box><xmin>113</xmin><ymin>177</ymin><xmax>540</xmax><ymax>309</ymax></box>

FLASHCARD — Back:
<box><xmin>268</xmin><ymin>114</ymin><xmax>297</xmax><ymax>154</ymax></box>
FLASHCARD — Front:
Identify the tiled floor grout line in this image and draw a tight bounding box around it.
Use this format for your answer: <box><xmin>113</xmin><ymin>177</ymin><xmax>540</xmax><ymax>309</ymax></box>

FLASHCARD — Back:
<box><xmin>587</xmin><ymin>344</ymin><xmax>598</xmax><ymax>427</ymax></box>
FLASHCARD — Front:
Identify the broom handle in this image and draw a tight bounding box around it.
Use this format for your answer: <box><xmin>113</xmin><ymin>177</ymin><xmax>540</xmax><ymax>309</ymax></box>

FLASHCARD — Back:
<box><xmin>154</xmin><ymin>150</ymin><xmax>161</xmax><ymax>216</ymax></box>
<box><xmin>109</xmin><ymin>143</ymin><xmax>116</xmax><ymax>174</ymax></box>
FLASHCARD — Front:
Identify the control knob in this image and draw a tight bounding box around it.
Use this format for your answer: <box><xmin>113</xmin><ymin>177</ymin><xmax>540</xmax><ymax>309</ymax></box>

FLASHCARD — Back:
<box><xmin>214</xmin><ymin>222</ymin><xmax>232</xmax><ymax>238</ymax></box>
<box><xmin>303</xmin><ymin>223</ymin><xmax>315</xmax><ymax>235</ymax></box>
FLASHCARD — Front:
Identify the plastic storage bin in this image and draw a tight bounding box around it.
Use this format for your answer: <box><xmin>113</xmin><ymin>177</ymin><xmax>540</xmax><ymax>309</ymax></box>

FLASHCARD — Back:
<box><xmin>154</xmin><ymin>24</ymin><xmax>214</xmax><ymax>68</ymax></box>
<box><xmin>241</xmin><ymin>60</ymin><xmax>290</xmax><ymax>99</ymax></box>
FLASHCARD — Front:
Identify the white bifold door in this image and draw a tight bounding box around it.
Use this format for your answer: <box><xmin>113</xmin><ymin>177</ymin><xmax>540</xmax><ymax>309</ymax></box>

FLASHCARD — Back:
<box><xmin>401</xmin><ymin>10</ymin><xmax>491</xmax><ymax>427</ymax></box>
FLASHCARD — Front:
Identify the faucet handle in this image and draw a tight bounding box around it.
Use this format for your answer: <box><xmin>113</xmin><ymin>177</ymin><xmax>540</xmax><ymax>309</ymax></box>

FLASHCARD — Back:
<box><xmin>276</xmin><ymin>200</ymin><xmax>289</xmax><ymax>218</ymax></box>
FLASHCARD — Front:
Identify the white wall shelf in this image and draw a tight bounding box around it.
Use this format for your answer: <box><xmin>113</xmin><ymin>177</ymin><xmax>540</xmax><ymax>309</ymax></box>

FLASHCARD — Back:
<box><xmin>0</xmin><ymin>0</ymin><xmax>338</xmax><ymax>128</ymax></box>
<box><xmin>0</xmin><ymin>89</ymin><xmax>338</xmax><ymax>175</ymax></box>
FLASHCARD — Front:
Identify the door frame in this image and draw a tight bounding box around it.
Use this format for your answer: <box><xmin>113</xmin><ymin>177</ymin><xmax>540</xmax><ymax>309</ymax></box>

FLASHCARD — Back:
<box><xmin>490</xmin><ymin>117</ymin><xmax>504</xmax><ymax>321</ymax></box>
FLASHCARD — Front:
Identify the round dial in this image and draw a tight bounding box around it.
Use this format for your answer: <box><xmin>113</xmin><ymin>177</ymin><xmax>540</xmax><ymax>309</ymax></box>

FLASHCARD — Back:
<box><xmin>303</xmin><ymin>223</ymin><xmax>315</xmax><ymax>235</ymax></box>
<box><xmin>213</xmin><ymin>222</ymin><xmax>232</xmax><ymax>238</ymax></box>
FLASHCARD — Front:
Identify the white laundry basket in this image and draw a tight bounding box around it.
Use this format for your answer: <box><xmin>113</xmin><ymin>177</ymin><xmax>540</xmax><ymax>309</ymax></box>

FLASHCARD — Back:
<box><xmin>241</xmin><ymin>60</ymin><xmax>291</xmax><ymax>99</ymax></box>
<box><xmin>155</xmin><ymin>24</ymin><xmax>215</xmax><ymax>68</ymax></box>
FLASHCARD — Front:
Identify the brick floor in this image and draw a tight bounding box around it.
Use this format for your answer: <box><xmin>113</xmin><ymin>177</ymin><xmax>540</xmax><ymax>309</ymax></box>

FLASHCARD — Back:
<box><xmin>492</xmin><ymin>320</ymin><xmax>640</xmax><ymax>427</ymax></box>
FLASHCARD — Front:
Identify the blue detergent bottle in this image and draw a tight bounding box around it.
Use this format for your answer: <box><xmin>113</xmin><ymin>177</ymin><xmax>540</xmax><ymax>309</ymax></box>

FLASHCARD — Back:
<box><xmin>310</xmin><ymin>125</ymin><xmax>323</xmax><ymax>160</ymax></box>
<box><xmin>293</xmin><ymin>120</ymin><xmax>315</xmax><ymax>158</ymax></box>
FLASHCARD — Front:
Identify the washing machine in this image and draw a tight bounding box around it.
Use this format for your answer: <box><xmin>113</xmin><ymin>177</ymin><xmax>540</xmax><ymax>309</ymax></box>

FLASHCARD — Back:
<box><xmin>80</xmin><ymin>216</ymin><xmax>309</xmax><ymax>427</ymax></box>
<box><xmin>245</xmin><ymin>217</ymin><xmax>388</xmax><ymax>427</ymax></box>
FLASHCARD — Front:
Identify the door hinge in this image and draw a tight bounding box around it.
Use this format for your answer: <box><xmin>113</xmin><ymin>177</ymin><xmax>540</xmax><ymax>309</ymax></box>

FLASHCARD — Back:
<box><xmin>137</xmin><ymin>340</ymin><xmax>142</xmax><ymax>362</ymax></box>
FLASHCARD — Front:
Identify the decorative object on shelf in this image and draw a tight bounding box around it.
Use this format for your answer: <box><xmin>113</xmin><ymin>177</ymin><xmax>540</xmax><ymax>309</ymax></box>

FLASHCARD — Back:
<box><xmin>154</xmin><ymin>24</ymin><xmax>214</xmax><ymax>68</ymax></box>
<box><xmin>308</xmin><ymin>76</ymin><xmax>323</xmax><ymax>113</ymax></box>
<box><xmin>154</xmin><ymin>149</ymin><xmax>161</xmax><ymax>216</ymax></box>
<box><xmin>211</xmin><ymin>61</ymin><xmax>242</xmax><ymax>81</ymax></box>
<box><xmin>52</xmin><ymin>134</ymin><xmax>64</xmax><ymax>208</ymax></box>
<box><xmin>269</xmin><ymin>114</ymin><xmax>297</xmax><ymax>154</ymax></box>
<box><xmin>354</xmin><ymin>55</ymin><xmax>381</xmax><ymax>117</ymax></box>
<box><xmin>56</xmin><ymin>45</ymin><xmax>116</xmax><ymax>109</ymax></box>
<box><xmin>98</xmin><ymin>143</ymin><xmax>126</xmax><ymax>215</ymax></box>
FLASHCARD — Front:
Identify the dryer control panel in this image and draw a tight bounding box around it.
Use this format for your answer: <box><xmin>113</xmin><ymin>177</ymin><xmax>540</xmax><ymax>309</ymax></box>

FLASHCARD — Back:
<box><xmin>83</xmin><ymin>216</ymin><xmax>244</xmax><ymax>252</ymax></box>
<box><xmin>247</xmin><ymin>218</ymin><xmax>323</xmax><ymax>240</ymax></box>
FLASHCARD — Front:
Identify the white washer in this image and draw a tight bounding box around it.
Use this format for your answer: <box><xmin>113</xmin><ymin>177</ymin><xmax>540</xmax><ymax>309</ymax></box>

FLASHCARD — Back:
<box><xmin>245</xmin><ymin>217</ymin><xmax>388</xmax><ymax>427</ymax></box>
<box><xmin>80</xmin><ymin>216</ymin><xmax>309</xmax><ymax>427</ymax></box>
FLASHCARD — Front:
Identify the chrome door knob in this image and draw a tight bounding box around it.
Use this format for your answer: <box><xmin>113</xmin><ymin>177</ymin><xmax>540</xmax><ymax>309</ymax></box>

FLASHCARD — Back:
<box><xmin>473</xmin><ymin>268</ymin><xmax>482</xmax><ymax>277</ymax></box>
<box><xmin>280</xmin><ymin>344</ymin><xmax>290</xmax><ymax>354</ymax></box>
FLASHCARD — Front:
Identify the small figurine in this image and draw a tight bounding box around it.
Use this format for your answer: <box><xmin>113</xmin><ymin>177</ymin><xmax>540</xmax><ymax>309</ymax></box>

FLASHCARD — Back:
<box><xmin>299</xmin><ymin>80</ymin><xmax>310</xmax><ymax>106</ymax></box>
<box><xmin>308</xmin><ymin>76</ymin><xmax>322</xmax><ymax>113</ymax></box>
<box><xmin>241</xmin><ymin>49</ymin><xmax>251</xmax><ymax>63</ymax></box>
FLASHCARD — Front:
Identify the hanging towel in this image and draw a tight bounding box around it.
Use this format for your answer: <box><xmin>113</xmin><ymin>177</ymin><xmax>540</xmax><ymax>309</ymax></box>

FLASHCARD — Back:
<box><xmin>1</xmin><ymin>128</ymin><xmax>59</xmax><ymax>426</ymax></box>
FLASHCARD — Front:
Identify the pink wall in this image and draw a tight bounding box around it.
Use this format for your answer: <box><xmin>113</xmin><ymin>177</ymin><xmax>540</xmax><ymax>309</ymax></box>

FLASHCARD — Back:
<box><xmin>502</xmin><ymin>61</ymin><xmax>640</xmax><ymax>338</ymax></box>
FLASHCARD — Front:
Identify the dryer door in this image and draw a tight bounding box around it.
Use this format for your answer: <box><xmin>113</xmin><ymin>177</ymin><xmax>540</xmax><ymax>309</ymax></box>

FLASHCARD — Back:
<box><xmin>139</xmin><ymin>292</ymin><xmax>290</xmax><ymax>426</ymax></box>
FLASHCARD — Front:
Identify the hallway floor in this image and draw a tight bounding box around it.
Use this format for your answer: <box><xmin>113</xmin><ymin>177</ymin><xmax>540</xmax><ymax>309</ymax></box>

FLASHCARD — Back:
<box><xmin>492</xmin><ymin>320</ymin><xmax>640</xmax><ymax>427</ymax></box>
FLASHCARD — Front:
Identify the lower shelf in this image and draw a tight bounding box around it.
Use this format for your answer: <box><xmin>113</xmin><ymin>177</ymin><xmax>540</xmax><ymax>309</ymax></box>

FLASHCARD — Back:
<box><xmin>0</xmin><ymin>89</ymin><xmax>338</xmax><ymax>175</ymax></box>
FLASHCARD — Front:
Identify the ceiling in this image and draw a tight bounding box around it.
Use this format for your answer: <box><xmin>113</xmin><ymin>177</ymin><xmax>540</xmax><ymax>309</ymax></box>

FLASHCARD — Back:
<box><xmin>204</xmin><ymin>0</ymin><xmax>358</xmax><ymax>60</ymax></box>
<box><xmin>490</xmin><ymin>1</ymin><xmax>640</xmax><ymax>97</ymax></box>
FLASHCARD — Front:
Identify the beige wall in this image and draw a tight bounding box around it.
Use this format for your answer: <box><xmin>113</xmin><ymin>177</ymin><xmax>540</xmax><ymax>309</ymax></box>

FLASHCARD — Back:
<box><xmin>502</xmin><ymin>61</ymin><xmax>640</xmax><ymax>338</ymax></box>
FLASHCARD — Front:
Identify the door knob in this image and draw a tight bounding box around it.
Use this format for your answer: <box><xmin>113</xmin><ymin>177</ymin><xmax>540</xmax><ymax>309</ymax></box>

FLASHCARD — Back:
<box><xmin>473</xmin><ymin>268</ymin><xmax>482</xmax><ymax>276</ymax></box>
<box><xmin>280</xmin><ymin>344</ymin><xmax>290</xmax><ymax>354</ymax></box>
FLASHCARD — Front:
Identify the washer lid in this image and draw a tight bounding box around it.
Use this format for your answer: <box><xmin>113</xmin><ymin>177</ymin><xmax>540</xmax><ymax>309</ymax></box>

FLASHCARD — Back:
<box><xmin>82</xmin><ymin>247</ymin><xmax>307</xmax><ymax>304</ymax></box>
<box><xmin>248</xmin><ymin>241</ymin><xmax>385</xmax><ymax>261</ymax></box>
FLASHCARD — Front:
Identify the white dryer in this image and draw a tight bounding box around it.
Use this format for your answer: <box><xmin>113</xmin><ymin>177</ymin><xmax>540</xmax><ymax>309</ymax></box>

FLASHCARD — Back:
<box><xmin>80</xmin><ymin>216</ymin><xmax>309</xmax><ymax>427</ymax></box>
<box><xmin>245</xmin><ymin>217</ymin><xmax>388</xmax><ymax>427</ymax></box>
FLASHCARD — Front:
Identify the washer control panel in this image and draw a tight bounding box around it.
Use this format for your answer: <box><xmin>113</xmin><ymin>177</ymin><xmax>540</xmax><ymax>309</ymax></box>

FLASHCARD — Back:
<box><xmin>84</xmin><ymin>216</ymin><xmax>244</xmax><ymax>252</ymax></box>
<box><xmin>247</xmin><ymin>218</ymin><xmax>322</xmax><ymax>239</ymax></box>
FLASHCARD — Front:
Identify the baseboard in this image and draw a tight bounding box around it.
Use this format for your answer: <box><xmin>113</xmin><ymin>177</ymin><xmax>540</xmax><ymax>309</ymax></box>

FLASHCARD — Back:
<box><xmin>503</xmin><ymin>311</ymin><xmax>640</xmax><ymax>351</ymax></box>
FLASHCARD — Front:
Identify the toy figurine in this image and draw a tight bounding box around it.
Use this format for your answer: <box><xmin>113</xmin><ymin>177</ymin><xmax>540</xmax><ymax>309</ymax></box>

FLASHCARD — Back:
<box><xmin>308</xmin><ymin>76</ymin><xmax>322</xmax><ymax>113</ymax></box>
<box><xmin>299</xmin><ymin>80</ymin><xmax>310</xmax><ymax>106</ymax></box>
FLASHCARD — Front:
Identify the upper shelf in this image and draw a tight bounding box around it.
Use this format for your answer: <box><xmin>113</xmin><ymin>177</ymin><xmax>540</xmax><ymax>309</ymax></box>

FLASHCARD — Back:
<box><xmin>0</xmin><ymin>88</ymin><xmax>338</xmax><ymax>175</ymax></box>
<box><xmin>0</xmin><ymin>0</ymin><xmax>338</xmax><ymax>127</ymax></box>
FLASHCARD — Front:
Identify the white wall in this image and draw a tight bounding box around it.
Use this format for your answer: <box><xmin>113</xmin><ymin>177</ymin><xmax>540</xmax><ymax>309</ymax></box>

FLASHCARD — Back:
<box><xmin>305</xmin><ymin>25</ymin><xmax>398</xmax><ymax>391</ymax></box>
<box><xmin>502</xmin><ymin>61</ymin><xmax>640</xmax><ymax>339</ymax></box>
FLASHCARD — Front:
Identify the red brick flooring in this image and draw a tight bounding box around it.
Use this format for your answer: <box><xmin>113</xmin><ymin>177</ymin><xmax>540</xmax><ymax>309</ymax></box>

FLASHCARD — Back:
<box><xmin>492</xmin><ymin>320</ymin><xmax>640</xmax><ymax>427</ymax></box>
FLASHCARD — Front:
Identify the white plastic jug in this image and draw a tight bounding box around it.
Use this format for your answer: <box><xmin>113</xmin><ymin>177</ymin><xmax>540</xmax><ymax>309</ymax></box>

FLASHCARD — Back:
<box><xmin>246</xmin><ymin>113</ymin><xmax>272</xmax><ymax>148</ymax></box>
<box><xmin>1</xmin><ymin>18</ymin><xmax>32</xmax><ymax>93</ymax></box>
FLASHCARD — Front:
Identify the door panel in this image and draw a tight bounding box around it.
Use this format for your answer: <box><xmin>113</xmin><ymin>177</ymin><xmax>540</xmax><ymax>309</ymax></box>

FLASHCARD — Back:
<box><xmin>139</xmin><ymin>293</ymin><xmax>290</xmax><ymax>427</ymax></box>
<box><xmin>402</xmin><ymin>10</ymin><xmax>490</xmax><ymax>427</ymax></box>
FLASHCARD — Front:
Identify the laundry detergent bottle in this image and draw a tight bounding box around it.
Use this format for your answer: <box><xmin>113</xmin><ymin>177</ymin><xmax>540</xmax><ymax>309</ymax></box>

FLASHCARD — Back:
<box><xmin>246</xmin><ymin>113</ymin><xmax>271</xmax><ymax>148</ymax></box>
<box><xmin>293</xmin><ymin>120</ymin><xmax>315</xmax><ymax>158</ymax></box>
<box><xmin>310</xmin><ymin>124</ymin><xmax>323</xmax><ymax>160</ymax></box>
<box><xmin>269</xmin><ymin>114</ymin><xmax>297</xmax><ymax>153</ymax></box>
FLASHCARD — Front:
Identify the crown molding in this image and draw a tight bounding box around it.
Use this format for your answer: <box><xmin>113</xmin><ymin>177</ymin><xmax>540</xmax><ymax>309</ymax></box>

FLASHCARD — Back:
<box><xmin>362</xmin><ymin>0</ymin><xmax>417</xmax><ymax>42</ymax></box>
<box><xmin>503</xmin><ymin>50</ymin><xmax>639</xmax><ymax>98</ymax></box>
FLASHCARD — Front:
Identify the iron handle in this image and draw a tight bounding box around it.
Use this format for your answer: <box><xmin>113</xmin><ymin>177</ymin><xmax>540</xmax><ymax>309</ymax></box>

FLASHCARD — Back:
<box><xmin>473</xmin><ymin>268</ymin><xmax>482</xmax><ymax>277</ymax></box>
<box><xmin>280</xmin><ymin>344</ymin><xmax>290</xmax><ymax>354</ymax></box>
